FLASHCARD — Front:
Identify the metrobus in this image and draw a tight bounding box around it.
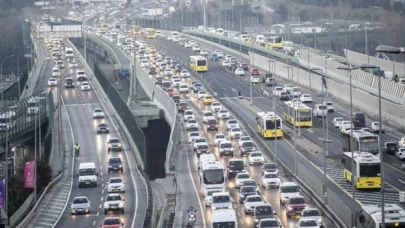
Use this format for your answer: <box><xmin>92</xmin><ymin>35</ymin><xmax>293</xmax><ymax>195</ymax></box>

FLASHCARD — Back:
<box><xmin>341</xmin><ymin>130</ymin><xmax>379</xmax><ymax>155</ymax></box>
<box><xmin>0</xmin><ymin>111</ymin><xmax>16</xmax><ymax>131</ymax></box>
<box><xmin>268</xmin><ymin>36</ymin><xmax>283</xmax><ymax>49</ymax></box>
<box><xmin>358</xmin><ymin>204</ymin><xmax>405</xmax><ymax>228</ymax></box>
<box><xmin>190</xmin><ymin>56</ymin><xmax>208</xmax><ymax>72</ymax></box>
<box><xmin>102</xmin><ymin>24</ymin><xmax>109</xmax><ymax>31</ymax></box>
<box><xmin>283</xmin><ymin>101</ymin><xmax>312</xmax><ymax>127</ymax></box>
<box><xmin>133</xmin><ymin>25</ymin><xmax>141</xmax><ymax>34</ymax></box>
<box><xmin>256</xmin><ymin>111</ymin><xmax>283</xmax><ymax>138</ymax></box>
<box><xmin>342</xmin><ymin>151</ymin><xmax>381</xmax><ymax>189</ymax></box>
<box><xmin>145</xmin><ymin>28</ymin><xmax>156</xmax><ymax>39</ymax></box>
<box><xmin>199</xmin><ymin>160</ymin><xmax>225</xmax><ymax>195</ymax></box>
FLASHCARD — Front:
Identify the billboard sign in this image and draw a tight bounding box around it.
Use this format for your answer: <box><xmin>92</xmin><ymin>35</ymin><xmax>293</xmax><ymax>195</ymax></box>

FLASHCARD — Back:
<box><xmin>0</xmin><ymin>179</ymin><xmax>5</xmax><ymax>209</ymax></box>
<box><xmin>24</xmin><ymin>161</ymin><xmax>35</xmax><ymax>189</ymax></box>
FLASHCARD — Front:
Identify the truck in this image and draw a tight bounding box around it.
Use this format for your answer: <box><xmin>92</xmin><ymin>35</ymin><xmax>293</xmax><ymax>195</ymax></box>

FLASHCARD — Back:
<box><xmin>199</xmin><ymin>160</ymin><xmax>225</xmax><ymax>195</ymax></box>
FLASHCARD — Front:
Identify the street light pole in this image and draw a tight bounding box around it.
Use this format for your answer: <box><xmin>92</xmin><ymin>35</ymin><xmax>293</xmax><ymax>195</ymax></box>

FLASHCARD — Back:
<box><xmin>268</xmin><ymin>59</ymin><xmax>277</xmax><ymax>163</ymax></box>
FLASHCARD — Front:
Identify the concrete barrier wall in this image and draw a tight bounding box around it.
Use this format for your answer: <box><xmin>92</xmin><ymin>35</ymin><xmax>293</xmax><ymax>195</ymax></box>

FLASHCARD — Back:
<box><xmin>251</xmin><ymin>52</ymin><xmax>405</xmax><ymax>130</ymax></box>
<box><xmin>345</xmin><ymin>48</ymin><xmax>405</xmax><ymax>77</ymax></box>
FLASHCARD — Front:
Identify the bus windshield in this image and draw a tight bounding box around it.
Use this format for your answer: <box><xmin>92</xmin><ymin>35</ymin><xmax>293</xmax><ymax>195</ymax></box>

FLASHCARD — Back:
<box><xmin>359</xmin><ymin>163</ymin><xmax>380</xmax><ymax>177</ymax></box>
<box><xmin>197</xmin><ymin>59</ymin><xmax>206</xmax><ymax>66</ymax></box>
<box><xmin>299</xmin><ymin>110</ymin><xmax>311</xmax><ymax>121</ymax></box>
<box><xmin>265</xmin><ymin>119</ymin><xmax>281</xmax><ymax>129</ymax></box>
<box><xmin>359</xmin><ymin>137</ymin><xmax>379</xmax><ymax>152</ymax></box>
<box><xmin>203</xmin><ymin>169</ymin><xmax>224</xmax><ymax>185</ymax></box>
<box><xmin>212</xmin><ymin>222</ymin><xmax>236</xmax><ymax>228</ymax></box>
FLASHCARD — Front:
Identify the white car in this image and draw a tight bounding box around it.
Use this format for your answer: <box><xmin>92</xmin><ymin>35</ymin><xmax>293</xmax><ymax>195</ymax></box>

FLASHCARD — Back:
<box><xmin>235</xmin><ymin>68</ymin><xmax>245</xmax><ymax>76</ymax></box>
<box><xmin>235</xmin><ymin>172</ymin><xmax>251</xmax><ymax>188</ymax></box>
<box><xmin>396</xmin><ymin>148</ymin><xmax>405</xmax><ymax>160</ymax></box>
<box><xmin>399</xmin><ymin>137</ymin><xmax>405</xmax><ymax>148</ymax></box>
<box><xmin>273</xmin><ymin>86</ymin><xmax>284</xmax><ymax>96</ymax></box>
<box><xmin>171</xmin><ymin>76</ymin><xmax>180</xmax><ymax>83</ymax></box>
<box><xmin>193</xmin><ymin>137</ymin><xmax>208</xmax><ymax>150</ymax></box>
<box><xmin>200</xmin><ymin>49</ymin><xmax>209</xmax><ymax>56</ymax></box>
<box><xmin>48</xmin><ymin>78</ymin><xmax>57</xmax><ymax>86</ymax></box>
<box><xmin>188</xmin><ymin>131</ymin><xmax>201</xmax><ymax>144</ymax></box>
<box><xmin>204</xmin><ymin>189</ymin><xmax>223</xmax><ymax>207</ymax></box>
<box><xmin>291</xmin><ymin>87</ymin><xmax>301</xmax><ymax>97</ymax></box>
<box><xmin>339</xmin><ymin>121</ymin><xmax>352</xmax><ymax>133</ymax></box>
<box><xmin>180</xmin><ymin>70</ymin><xmax>190</xmax><ymax>78</ymax></box>
<box><xmin>324</xmin><ymin>101</ymin><xmax>334</xmax><ymax>112</ymax></box>
<box><xmin>214</xmin><ymin>133</ymin><xmax>226</xmax><ymax>146</ymax></box>
<box><xmin>70</xmin><ymin>196</ymin><xmax>91</xmax><ymax>215</ymax></box>
<box><xmin>81</xmin><ymin>81</ymin><xmax>91</xmax><ymax>91</ymax></box>
<box><xmin>299</xmin><ymin>94</ymin><xmax>312</xmax><ymax>103</ymax></box>
<box><xmin>218</xmin><ymin>109</ymin><xmax>230</xmax><ymax>119</ymax></box>
<box><xmin>244</xmin><ymin>195</ymin><xmax>265</xmax><ymax>214</ymax></box>
<box><xmin>211</xmin><ymin>102</ymin><xmax>222</xmax><ymax>112</ymax></box>
<box><xmin>164</xmin><ymin>68</ymin><xmax>173</xmax><ymax>76</ymax></box>
<box><xmin>184</xmin><ymin>42</ymin><xmax>192</xmax><ymax>48</ymax></box>
<box><xmin>226</xmin><ymin>119</ymin><xmax>239</xmax><ymax>130</ymax></box>
<box><xmin>186</xmin><ymin>119</ymin><xmax>200</xmax><ymax>130</ymax></box>
<box><xmin>107</xmin><ymin>177</ymin><xmax>125</xmax><ymax>193</ymax></box>
<box><xmin>197</xmin><ymin>90</ymin><xmax>207</xmax><ymax>100</ymax></box>
<box><xmin>192</xmin><ymin>45</ymin><xmax>201</xmax><ymax>52</ymax></box>
<box><xmin>332</xmin><ymin>117</ymin><xmax>344</xmax><ymax>128</ymax></box>
<box><xmin>179</xmin><ymin>83</ymin><xmax>189</xmax><ymax>93</ymax></box>
<box><xmin>202</xmin><ymin>111</ymin><xmax>214</xmax><ymax>123</ymax></box>
<box><xmin>69</xmin><ymin>61</ymin><xmax>79</xmax><ymax>69</ymax></box>
<box><xmin>52</xmin><ymin>67</ymin><xmax>60</xmax><ymax>77</ymax></box>
<box><xmin>140</xmin><ymin>59</ymin><xmax>149</xmax><ymax>68</ymax></box>
<box><xmin>370</xmin><ymin>121</ymin><xmax>385</xmax><ymax>133</ymax></box>
<box><xmin>221</xmin><ymin>60</ymin><xmax>231</xmax><ymax>67</ymax></box>
<box><xmin>284</xmin><ymin>84</ymin><xmax>294</xmax><ymax>93</ymax></box>
<box><xmin>261</xmin><ymin>172</ymin><xmax>280</xmax><ymax>188</ymax></box>
<box><xmin>172</xmin><ymin>79</ymin><xmax>181</xmax><ymax>87</ymax></box>
<box><xmin>184</xmin><ymin>110</ymin><xmax>195</xmax><ymax>121</ymax></box>
<box><xmin>216</xmin><ymin>51</ymin><xmax>224</xmax><ymax>58</ymax></box>
<box><xmin>103</xmin><ymin>193</ymin><xmax>125</xmax><ymax>214</ymax></box>
<box><xmin>211</xmin><ymin>192</ymin><xmax>233</xmax><ymax>210</ymax></box>
<box><xmin>238</xmin><ymin>136</ymin><xmax>252</xmax><ymax>147</ymax></box>
<box><xmin>301</xmin><ymin>208</ymin><xmax>323</xmax><ymax>227</ymax></box>
<box><xmin>258</xmin><ymin>218</ymin><xmax>281</xmax><ymax>228</ymax></box>
<box><xmin>93</xmin><ymin>108</ymin><xmax>104</xmax><ymax>119</ymax></box>
<box><xmin>248</xmin><ymin>151</ymin><xmax>265</xmax><ymax>165</ymax></box>
<box><xmin>296</xmin><ymin>218</ymin><xmax>319</xmax><ymax>228</ymax></box>
<box><xmin>250</xmin><ymin>75</ymin><xmax>260</xmax><ymax>83</ymax></box>
<box><xmin>229</xmin><ymin>127</ymin><xmax>243</xmax><ymax>139</ymax></box>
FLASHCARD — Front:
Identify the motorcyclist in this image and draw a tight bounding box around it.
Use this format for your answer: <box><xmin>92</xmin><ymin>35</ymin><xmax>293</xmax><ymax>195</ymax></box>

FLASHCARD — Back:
<box><xmin>187</xmin><ymin>205</ymin><xmax>195</xmax><ymax>214</ymax></box>
<box><xmin>74</xmin><ymin>143</ymin><xmax>80</xmax><ymax>156</ymax></box>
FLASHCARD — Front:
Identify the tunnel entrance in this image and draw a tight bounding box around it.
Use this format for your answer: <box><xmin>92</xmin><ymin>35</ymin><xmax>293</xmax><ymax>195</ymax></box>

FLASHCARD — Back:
<box><xmin>142</xmin><ymin>118</ymin><xmax>171</xmax><ymax>179</ymax></box>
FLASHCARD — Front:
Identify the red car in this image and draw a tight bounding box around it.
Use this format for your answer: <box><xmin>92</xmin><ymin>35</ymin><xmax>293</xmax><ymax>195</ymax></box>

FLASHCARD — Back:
<box><xmin>250</xmin><ymin>68</ymin><xmax>259</xmax><ymax>75</ymax></box>
<box><xmin>166</xmin><ymin>88</ymin><xmax>174</xmax><ymax>97</ymax></box>
<box><xmin>100</xmin><ymin>217</ymin><xmax>124</xmax><ymax>228</ymax></box>
<box><xmin>285</xmin><ymin>196</ymin><xmax>308</xmax><ymax>218</ymax></box>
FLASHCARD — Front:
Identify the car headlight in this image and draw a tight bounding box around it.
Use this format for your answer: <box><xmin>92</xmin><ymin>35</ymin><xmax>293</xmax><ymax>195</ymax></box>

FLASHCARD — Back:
<box><xmin>108</xmin><ymin>144</ymin><xmax>112</xmax><ymax>148</ymax></box>
<box><xmin>288</xmin><ymin>207</ymin><xmax>293</xmax><ymax>210</ymax></box>
<box><xmin>227</xmin><ymin>205</ymin><xmax>232</xmax><ymax>209</ymax></box>
<box><xmin>240</xmin><ymin>195</ymin><xmax>245</xmax><ymax>198</ymax></box>
<box><xmin>318</xmin><ymin>219</ymin><xmax>322</xmax><ymax>223</ymax></box>
<box><xmin>119</xmin><ymin>203</ymin><xmax>124</xmax><ymax>207</ymax></box>
<box><xmin>119</xmin><ymin>165</ymin><xmax>122</xmax><ymax>167</ymax></box>
<box><xmin>246</xmin><ymin>206</ymin><xmax>251</xmax><ymax>209</ymax></box>
<box><xmin>254</xmin><ymin>219</ymin><xmax>259</xmax><ymax>223</ymax></box>
<box><xmin>104</xmin><ymin>204</ymin><xmax>109</xmax><ymax>208</ymax></box>
<box><xmin>212</xmin><ymin>207</ymin><xmax>217</xmax><ymax>210</ymax></box>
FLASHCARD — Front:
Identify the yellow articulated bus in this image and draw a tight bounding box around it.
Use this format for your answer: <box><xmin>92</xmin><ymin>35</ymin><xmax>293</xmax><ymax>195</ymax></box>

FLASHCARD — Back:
<box><xmin>283</xmin><ymin>101</ymin><xmax>312</xmax><ymax>127</ymax></box>
<box><xmin>145</xmin><ymin>28</ymin><xmax>156</xmax><ymax>39</ymax></box>
<box><xmin>256</xmin><ymin>112</ymin><xmax>283</xmax><ymax>138</ymax></box>
<box><xmin>133</xmin><ymin>25</ymin><xmax>141</xmax><ymax>34</ymax></box>
<box><xmin>342</xmin><ymin>151</ymin><xmax>381</xmax><ymax>189</ymax></box>
<box><xmin>268</xmin><ymin>36</ymin><xmax>283</xmax><ymax>49</ymax></box>
<box><xmin>190</xmin><ymin>56</ymin><xmax>208</xmax><ymax>72</ymax></box>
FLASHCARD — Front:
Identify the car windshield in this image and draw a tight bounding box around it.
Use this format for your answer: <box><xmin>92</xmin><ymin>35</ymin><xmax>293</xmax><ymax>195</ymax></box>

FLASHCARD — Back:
<box><xmin>109</xmin><ymin>139</ymin><xmax>120</xmax><ymax>143</ymax></box>
<box><xmin>260</xmin><ymin>220</ymin><xmax>279</xmax><ymax>227</ymax></box>
<box><xmin>290</xmin><ymin>198</ymin><xmax>306</xmax><ymax>204</ymax></box>
<box><xmin>199</xmin><ymin>91</ymin><xmax>207</xmax><ymax>95</ymax></box>
<box><xmin>243</xmin><ymin>180</ymin><xmax>256</xmax><ymax>186</ymax></box>
<box><xmin>251</xmin><ymin>153</ymin><xmax>262</xmax><ymax>157</ymax></box>
<box><xmin>228</xmin><ymin>120</ymin><xmax>237</xmax><ymax>124</ymax></box>
<box><xmin>220</xmin><ymin>143</ymin><xmax>232</xmax><ymax>148</ymax></box>
<box><xmin>335</xmin><ymin>118</ymin><xmax>343</xmax><ymax>122</ymax></box>
<box><xmin>264</xmin><ymin>173</ymin><xmax>278</xmax><ymax>178</ymax></box>
<box><xmin>213</xmin><ymin>195</ymin><xmax>230</xmax><ymax>203</ymax></box>
<box><xmin>179</xmin><ymin>103</ymin><xmax>187</xmax><ymax>107</ymax></box>
<box><xmin>325</xmin><ymin>102</ymin><xmax>332</xmax><ymax>105</ymax></box>
<box><xmin>263</xmin><ymin>163</ymin><xmax>277</xmax><ymax>169</ymax></box>
<box><xmin>188</xmin><ymin>119</ymin><xmax>197</xmax><ymax>124</ymax></box>
<box><xmin>185</xmin><ymin>111</ymin><xmax>193</xmax><ymax>115</ymax></box>
<box><xmin>386</xmin><ymin>143</ymin><xmax>397</xmax><ymax>147</ymax></box>
<box><xmin>106</xmin><ymin>195</ymin><xmax>122</xmax><ymax>201</ymax></box>
<box><xmin>205</xmin><ymin>96</ymin><xmax>213</xmax><ymax>99</ymax></box>
<box><xmin>194</xmin><ymin>83</ymin><xmax>201</xmax><ymax>87</ymax></box>
<box><xmin>247</xmin><ymin>196</ymin><xmax>261</xmax><ymax>202</ymax></box>
<box><xmin>240</xmin><ymin>136</ymin><xmax>251</xmax><ymax>141</ymax></box>
<box><xmin>198</xmin><ymin>145</ymin><xmax>209</xmax><ymax>150</ymax></box>
<box><xmin>94</xmin><ymin>109</ymin><xmax>102</xmax><ymax>113</ymax></box>
<box><xmin>241</xmin><ymin>187</ymin><xmax>255</xmax><ymax>193</ymax></box>
<box><xmin>232</xmin><ymin>128</ymin><xmax>241</xmax><ymax>132</ymax></box>
<box><xmin>281</xmin><ymin>186</ymin><xmax>299</xmax><ymax>193</ymax></box>
<box><xmin>109</xmin><ymin>158</ymin><xmax>121</xmax><ymax>163</ymax></box>
<box><xmin>172</xmin><ymin>96</ymin><xmax>180</xmax><ymax>99</ymax></box>
<box><xmin>190</xmin><ymin>132</ymin><xmax>199</xmax><ymax>137</ymax></box>
<box><xmin>219</xmin><ymin>110</ymin><xmax>228</xmax><ymax>113</ymax></box>
<box><xmin>238</xmin><ymin>174</ymin><xmax>250</xmax><ymax>179</ymax></box>
<box><xmin>73</xmin><ymin>198</ymin><xmax>88</xmax><ymax>204</ymax></box>
<box><xmin>195</xmin><ymin>138</ymin><xmax>206</xmax><ymax>143</ymax></box>
<box><xmin>103</xmin><ymin>219</ymin><xmax>121</xmax><ymax>225</ymax></box>
<box><xmin>213</xmin><ymin>103</ymin><xmax>220</xmax><ymax>106</ymax></box>
<box><xmin>229</xmin><ymin>160</ymin><xmax>244</xmax><ymax>169</ymax></box>
<box><xmin>110</xmin><ymin>178</ymin><xmax>122</xmax><ymax>183</ymax></box>
<box><xmin>256</xmin><ymin>206</ymin><xmax>273</xmax><ymax>216</ymax></box>
<box><xmin>299</xmin><ymin>220</ymin><xmax>318</xmax><ymax>227</ymax></box>
<box><xmin>303</xmin><ymin>210</ymin><xmax>320</xmax><ymax>217</ymax></box>
<box><xmin>242</xmin><ymin>142</ymin><xmax>254</xmax><ymax>147</ymax></box>
<box><xmin>216</xmin><ymin>135</ymin><xmax>225</xmax><ymax>139</ymax></box>
<box><xmin>204</xmin><ymin>112</ymin><xmax>213</xmax><ymax>117</ymax></box>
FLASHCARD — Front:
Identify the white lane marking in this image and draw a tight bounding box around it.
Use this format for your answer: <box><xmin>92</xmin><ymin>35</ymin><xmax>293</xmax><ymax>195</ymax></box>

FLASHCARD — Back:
<box><xmin>88</xmin><ymin>64</ymin><xmax>140</xmax><ymax>228</ymax></box>
<box><xmin>186</xmin><ymin>154</ymin><xmax>206</xmax><ymax>228</ymax></box>
<box><xmin>99</xmin><ymin>204</ymin><xmax>102</xmax><ymax>209</ymax></box>
<box><xmin>101</xmin><ymin>197</ymin><xmax>104</xmax><ymax>201</ymax></box>
<box><xmin>93</xmin><ymin>221</ymin><xmax>96</xmax><ymax>225</ymax></box>
<box><xmin>398</xmin><ymin>179</ymin><xmax>405</xmax><ymax>184</ymax></box>
<box><xmin>97</xmin><ymin>212</ymin><xmax>100</xmax><ymax>216</ymax></box>
<box><xmin>52</xmin><ymin>95</ymin><xmax>75</xmax><ymax>228</ymax></box>
<box><xmin>307</xmin><ymin>129</ymin><xmax>314</xmax><ymax>133</ymax></box>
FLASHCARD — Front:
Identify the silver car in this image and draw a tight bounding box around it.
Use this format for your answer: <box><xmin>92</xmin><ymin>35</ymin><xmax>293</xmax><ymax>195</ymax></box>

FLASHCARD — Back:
<box><xmin>108</xmin><ymin>138</ymin><xmax>122</xmax><ymax>152</ymax></box>
<box><xmin>71</xmin><ymin>196</ymin><xmax>91</xmax><ymax>215</ymax></box>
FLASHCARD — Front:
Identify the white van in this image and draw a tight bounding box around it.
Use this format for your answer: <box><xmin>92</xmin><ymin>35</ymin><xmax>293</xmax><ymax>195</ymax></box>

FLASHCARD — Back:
<box><xmin>52</xmin><ymin>67</ymin><xmax>60</xmax><ymax>77</ymax></box>
<box><xmin>279</xmin><ymin>182</ymin><xmax>300</xmax><ymax>204</ymax></box>
<box><xmin>77</xmin><ymin>162</ymin><xmax>98</xmax><ymax>188</ymax></box>
<box><xmin>65</xmin><ymin>47</ymin><xmax>74</xmax><ymax>59</ymax></box>
<box><xmin>313</xmin><ymin>104</ymin><xmax>327</xmax><ymax>118</ymax></box>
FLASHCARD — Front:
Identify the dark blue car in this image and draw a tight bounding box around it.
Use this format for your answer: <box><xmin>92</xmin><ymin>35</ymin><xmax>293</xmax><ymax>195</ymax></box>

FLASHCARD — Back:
<box><xmin>108</xmin><ymin>157</ymin><xmax>123</xmax><ymax>173</ymax></box>
<box><xmin>192</xmin><ymin>83</ymin><xmax>203</xmax><ymax>92</ymax></box>
<box><xmin>239</xmin><ymin>186</ymin><xmax>257</xmax><ymax>203</ymax></box>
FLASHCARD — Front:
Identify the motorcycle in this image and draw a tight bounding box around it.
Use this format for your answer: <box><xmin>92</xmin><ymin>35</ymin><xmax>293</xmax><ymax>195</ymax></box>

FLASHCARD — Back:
<box><xmin>75</xmin><ymin>148</ymin><xmax>80</xmax><ymax>157</ymax></box>
<box><xmin>187</xmin><ymin>209</ymin><xmax>197</xmax><ymax>226</ymax></box>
